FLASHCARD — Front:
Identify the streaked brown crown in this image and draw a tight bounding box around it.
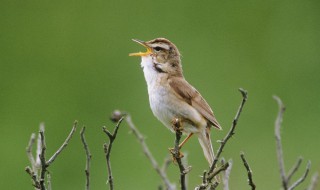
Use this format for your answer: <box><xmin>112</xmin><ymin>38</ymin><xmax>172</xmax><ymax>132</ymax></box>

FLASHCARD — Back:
<box><xmin>146</xmin><ymin>38</ymin><xmax>183</xmax><ymax>77</ymax></box>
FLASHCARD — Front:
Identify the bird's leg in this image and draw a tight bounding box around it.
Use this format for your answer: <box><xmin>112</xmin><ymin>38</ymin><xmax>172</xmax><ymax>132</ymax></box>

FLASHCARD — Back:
<box><xmin>179</xmin><ymin>133</ymin><xmax>193</xmax><ymax>149</ymax></box>
<box><xmin>169</xmin><ymin>118</ymin><xmax>185</xmax><ymax>160</ymax></box>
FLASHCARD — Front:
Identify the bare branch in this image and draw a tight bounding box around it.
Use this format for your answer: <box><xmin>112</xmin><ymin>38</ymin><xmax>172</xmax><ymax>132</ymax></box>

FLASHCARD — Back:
<box><xmin>80</xmin><ymin>126</ymin><xmax>91</xmax><ymax>190</ymax></box>
<box><xmin>273</xmin><ymin>95</ymin><xmax>288</xmax><ymax>189</ymax></box>
<box><xmin>196</xmin><ymin>88</ymin><xmax>248</xmax><ymax>190</ymax></box>
<box><xmin>36</xmin><ymin>123</ymin><xmax>45</xmax><ymax>168</ymax></box>
<box><xmin>196</xmin><ymin>162</ymin><xmax>229</xmax><ymax>190</ymax></box>
<box><xmin>209</xmin><ymin>181</ymin><xmax>219</xmax><ymax>190</ymax></box>
<box><xmin>307</xmin><ymin>172</ymin><xmax>319</xmax><ymax>190</ymax></box>
<box><xmin>25</xmin><ymin>166</ymin><xmax>40</xmax><ymax>189</ymax></box>
<box><xmin>161</xmin><ymin>155</ymin><xmax>173</xmax><ymax>174</ymax></box>
<box><xmin>288</xmin><ymin>161</ymin><xmax>311</xmax><ymax>190</ymax></box>
<box><xmin>26</xmin><ymin>133</ymin><xmax>37</xmax><ymax>172</ymax></box>
<box><xmin>222</xmin><ymin>159</ymin><xmax>233</xmax><ymax>190</ymax></box>
<box><xmin>207</xmin><ymin>162</ymin><xmax>229</xmax><ymax>182</ymax></box>
<box><xmin>287</xmin><ymin>157</ymin><xmax>303</xmax><ymax>183</ymax></box>
<box><xmin>103</xmin><ymin>117</ymin><xmax>124</xmax><ymax>190</ymax></box>
<box><xmin>46</xmin><ymin>121</ymin><xmax>78</xmax><ymax>165</ymax></box>
<box><xmin>47</xmin><ymin>172</ymin><xmax>52</xmax><ymax>190</ymax></box>
<box><xmin>39</xmin><ymin>129</ymin><xmax>47</xmax><ymax>190</ymax></box>
<box><xmin>124</xmin><ymin>114</ymin><xmax>176</xmax><ymax>190</ymax></box>
<box><xmin>202</xmin><ymin>171</ymin><xmax>207</xmax><ymax>187</ymax></box>
<box><xmin>240</xmin><ymin>152</ymin><xmax>256</xmax><ymax>190</ymax></box>
<box><xmin>209</xmin><ymin>88</ymin><xmax>248</xmax><ymax>174</ymax></box>
<box><xmin>25</xmin><ymin>122</ymin><xmax>78</xmax><ymax>190</ymax></box>
<box><xmin>169</xmin><ymin>118</ymin><xmax>191</xmax><ymax>190</ymax></box>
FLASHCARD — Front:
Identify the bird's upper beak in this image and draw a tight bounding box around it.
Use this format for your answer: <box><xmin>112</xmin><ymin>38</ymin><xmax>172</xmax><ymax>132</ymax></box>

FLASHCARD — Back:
<box><xmin>129</xmin><ymin>39</ymin><xmax>152</xmax><ymax>57</ymax></box>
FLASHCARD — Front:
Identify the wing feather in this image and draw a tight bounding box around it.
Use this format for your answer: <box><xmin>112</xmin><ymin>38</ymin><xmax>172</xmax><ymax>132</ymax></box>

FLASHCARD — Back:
<box><xmin>169</xmin><ymin>77</ymin><xmax>222</xmax><ymax>129</ymax></box>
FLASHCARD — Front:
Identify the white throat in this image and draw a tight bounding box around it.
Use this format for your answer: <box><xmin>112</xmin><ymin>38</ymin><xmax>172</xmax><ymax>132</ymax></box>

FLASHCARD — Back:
<box><xmin>140</xmin><ymin>55</ymin><xmax>159</xmax><ymax>87</ymax></box>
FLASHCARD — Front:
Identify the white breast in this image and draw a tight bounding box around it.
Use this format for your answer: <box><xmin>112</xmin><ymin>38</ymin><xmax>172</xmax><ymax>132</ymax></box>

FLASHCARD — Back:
<box><xmin>140</xmin><ymin>56</ymin><xmax>206</xmax><ymax>133</ymax></box>
<box><xmin>141</xmin><ymin>56</ymin><xmax>173</xmax><ymax>130</ymax></box>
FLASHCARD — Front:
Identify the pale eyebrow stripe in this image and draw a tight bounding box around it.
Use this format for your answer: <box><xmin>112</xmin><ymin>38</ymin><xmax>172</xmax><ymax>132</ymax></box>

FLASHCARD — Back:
<box><xmin>152</xmin><ymin>43</ymin><xmax>170</xmax><ymax>50</ymax></box>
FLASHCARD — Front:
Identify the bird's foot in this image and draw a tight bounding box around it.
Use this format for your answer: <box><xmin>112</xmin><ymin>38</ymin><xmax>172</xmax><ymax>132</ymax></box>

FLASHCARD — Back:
<box><xmin>168</xmin><ymin>147</ymin><xmax>184</xmax><ymax>163</ymax></box>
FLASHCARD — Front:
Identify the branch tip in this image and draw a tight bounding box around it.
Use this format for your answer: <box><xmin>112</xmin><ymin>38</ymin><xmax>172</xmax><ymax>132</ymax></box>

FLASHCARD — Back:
<box><xmin>240</xmin><ymin>152</ymin><xmax>256</xmax><ymax>190</ymax></box>
<box><xmin>239</xmin><ymin>88</ymin><xmax>248</xmax><ymax>100</ymax></box>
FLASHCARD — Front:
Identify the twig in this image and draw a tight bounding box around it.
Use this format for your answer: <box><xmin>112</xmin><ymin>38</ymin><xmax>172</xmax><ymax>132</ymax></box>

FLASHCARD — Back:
<box><xmin>36</xmin><ymin>123</ymin><xmax>45</xmax><ymax>168</ymax></box>
<box><xmin>273</xmin><ymin>95</ymin><xmax>288</xmax><ymax>189</ymax></box>
<box><xmin>209</xmin><ymin>88</ymin><xmax>248</xmax><ymax>174</ymax></box>
<box><xmin>240</xmin><ymin>152</ymin><xmax>256</xmax><ymax>190</ymax></box>
<box><xmin>25</xmin><ymin>122</ymin><xmax>78</xmax><ymax>190</ymax></box>
<box><xmin>171</xmin><ymin>118</ymin><xmax>189</xmax><ymax>190</ymax></box>
<box><xmin>161</xmin><ymin>155</ymin><xmax>173</xmax><ymax>174</ymax></box>
<box><xmin>209</xmin><ymin>181</ymin><xmax>219</xmax><ymax>190</ymax></box>
<box><xmin>196</xmin><ymin>88</ymin><xmax>248</xmax><ymax>190</ymax></box>
<box><xmin>124</xmin><ymin>114</ymin><xmax>176</xmax><ymax>190</ymax></box>
<box><xmin>103</xmin><ymin>117</ymin><xmax>124</xmax><ymax>190</ymax></box>
<box><xmin>25</xmin><ymin>166</ymin><xmax>40</xmax><ymax>189</ymax></box>
<box><xmin>39</xmin><ymin>129</ymin><xmax>47</xmax><ymax>190</ymax></box>
<box><xmin>274</xmin><ymin>96</ymin><xmax>312</xmax><ymax>190</ymax></box>
<box><xmin>222</xmin><ymin>159</ymin><xmax>233</xmax><ymax>190</ymax></box>
<box><xmin>197</xmin><ymin>162</ymin><xmax>229</xmax><ymax>190</ymax></box>
<box><xmin>307</xmin><ymin>172</ymin><xmax>319</xmax><ymax>190</ymax></box>
<box><xmin>46</xmin><ymin>121</ymin><xmax>78</xmax><ymax>165</ymax></box>
<box><xmin>287</xmin><ymin>157</ymin><xmax>303</xmax><ymax>183</ymax></box>
<box><xmin>80</xmin><ymin>126</ymin><xmax>91</xmax><ymax>190</ymax></box>
<box><xmin>207</xmin><ymin>162</ymin><xmax>229</xmax><ymax>182</ymax></box>
<box><xmin>26</xmin><ymin>133</ymin><xmax>37</xmax><ymax>174</ymax></box>
<box><xmin>47</xmin><ymin>172</ymin><xmax>52</xmax><ymax>190</ymax></box>
<box><xmin>288</xmin><ymin>161</ymin><xmax>311</xmax><ymax>190</ymax></box>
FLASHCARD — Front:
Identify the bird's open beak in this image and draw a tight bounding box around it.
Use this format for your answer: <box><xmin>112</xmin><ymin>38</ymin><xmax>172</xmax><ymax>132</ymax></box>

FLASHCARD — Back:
<box><xmin>129</xmin><ymin>39</ymin><xmax>152</xmax><ymax>56</ymax></box>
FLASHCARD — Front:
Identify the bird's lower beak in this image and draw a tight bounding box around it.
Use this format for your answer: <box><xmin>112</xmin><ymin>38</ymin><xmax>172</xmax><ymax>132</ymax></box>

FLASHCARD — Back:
<box><xmin>129</xmin><ymin>39</ymin><xmax>152</xmax><ymax>57</ymax></box>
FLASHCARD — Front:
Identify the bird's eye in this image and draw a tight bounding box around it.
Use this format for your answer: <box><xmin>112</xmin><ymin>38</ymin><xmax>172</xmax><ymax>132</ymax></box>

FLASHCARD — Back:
<box><xmin>154</xmin><ymin>46</ymin><xmax>162</xmax><ymax>51</ymax></box>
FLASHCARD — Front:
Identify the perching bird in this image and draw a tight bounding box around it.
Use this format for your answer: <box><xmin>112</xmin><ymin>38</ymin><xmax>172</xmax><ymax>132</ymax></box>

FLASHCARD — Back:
<box><xmin>130</xmin><ymin>38</ymin><xmax>222</xmax><ymax>165</ymax></box>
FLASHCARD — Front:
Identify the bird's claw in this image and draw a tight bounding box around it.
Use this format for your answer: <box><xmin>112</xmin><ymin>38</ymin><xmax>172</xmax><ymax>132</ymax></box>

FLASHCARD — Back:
<box><xmin>169</xmin><ymin>147</ymin><xmax>184</xmax><ymax>163</ymax></box>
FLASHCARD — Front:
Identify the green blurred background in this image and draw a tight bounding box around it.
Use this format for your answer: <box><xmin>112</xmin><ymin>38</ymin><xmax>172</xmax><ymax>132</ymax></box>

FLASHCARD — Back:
<box><xmin>1</xmin><ymin>0</ymin><xmax>319</xmax><ymax>189</ymax></box>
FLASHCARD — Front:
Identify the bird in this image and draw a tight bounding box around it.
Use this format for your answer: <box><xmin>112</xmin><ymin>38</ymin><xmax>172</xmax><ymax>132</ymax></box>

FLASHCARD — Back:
<box><xmin>129</xmin><ymin>38</ymin><xmax>222</xmax><ymax>165</ymax></box>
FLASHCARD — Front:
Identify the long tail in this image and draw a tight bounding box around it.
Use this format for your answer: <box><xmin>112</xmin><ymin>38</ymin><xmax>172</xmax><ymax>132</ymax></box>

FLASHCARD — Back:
<box><xmin>197</xmin><ymin>128</ymin><xmax>214</xmax><ymax>166</ymax></box>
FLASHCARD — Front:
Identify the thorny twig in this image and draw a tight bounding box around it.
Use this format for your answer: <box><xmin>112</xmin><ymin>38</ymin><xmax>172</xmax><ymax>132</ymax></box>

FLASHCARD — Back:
<box><xmin>80</xmin><ymin>126</ymin><xmax>91</xmax><ymax>190</ymax></box>
<box><xmin>240</xmin><ymin>152</ymin><xmax>256</xmax><ymax>190</ymax></box>
<box><xmin>103</xmin><ymin>117</ymin><xmax>124</xmax><ymax>190</ymax></box>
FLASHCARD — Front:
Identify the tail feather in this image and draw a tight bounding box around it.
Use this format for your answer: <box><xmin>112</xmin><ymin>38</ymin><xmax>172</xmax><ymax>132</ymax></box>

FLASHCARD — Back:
<box><xmin>197</xmin><ymin>129</ymin><xmax>214</xmax><ymax>166</ymax></box>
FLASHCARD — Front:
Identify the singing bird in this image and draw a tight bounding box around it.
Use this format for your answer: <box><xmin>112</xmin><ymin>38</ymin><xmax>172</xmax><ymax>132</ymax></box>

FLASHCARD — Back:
<box><xmin>129</xmin><ymin>38</ymin><xmax>221</xmax><ymax>165</ymax></box>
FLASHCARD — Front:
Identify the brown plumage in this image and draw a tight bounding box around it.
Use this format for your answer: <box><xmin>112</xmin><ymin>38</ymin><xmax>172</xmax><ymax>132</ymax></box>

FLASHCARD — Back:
<box><xmin>130</xmin><ymin>38</ymin><xmax>222</xmax><ymax>165</ymax></box>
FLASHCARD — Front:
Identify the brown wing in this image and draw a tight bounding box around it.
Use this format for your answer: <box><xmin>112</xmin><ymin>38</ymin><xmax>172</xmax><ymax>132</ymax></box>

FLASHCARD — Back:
<box><xmin>169</xmin><ymin>77</ymin><xmax>222</xmax><ymax>129</ymax></box>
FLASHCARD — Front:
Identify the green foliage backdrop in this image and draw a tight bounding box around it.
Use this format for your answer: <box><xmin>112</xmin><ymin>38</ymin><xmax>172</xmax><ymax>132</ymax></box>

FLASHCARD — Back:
<box><xmin>1</xmin><ymin>0</ymin><xmax>319</xmax><ymax>189</ymax></box>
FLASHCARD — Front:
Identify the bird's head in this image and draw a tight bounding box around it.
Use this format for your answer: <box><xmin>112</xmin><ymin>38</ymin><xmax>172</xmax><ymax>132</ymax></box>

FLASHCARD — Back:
<box><xmin>130</xmin><ymin>38</ymin><xmax>182</xmax><ymax>77</ymax></box>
